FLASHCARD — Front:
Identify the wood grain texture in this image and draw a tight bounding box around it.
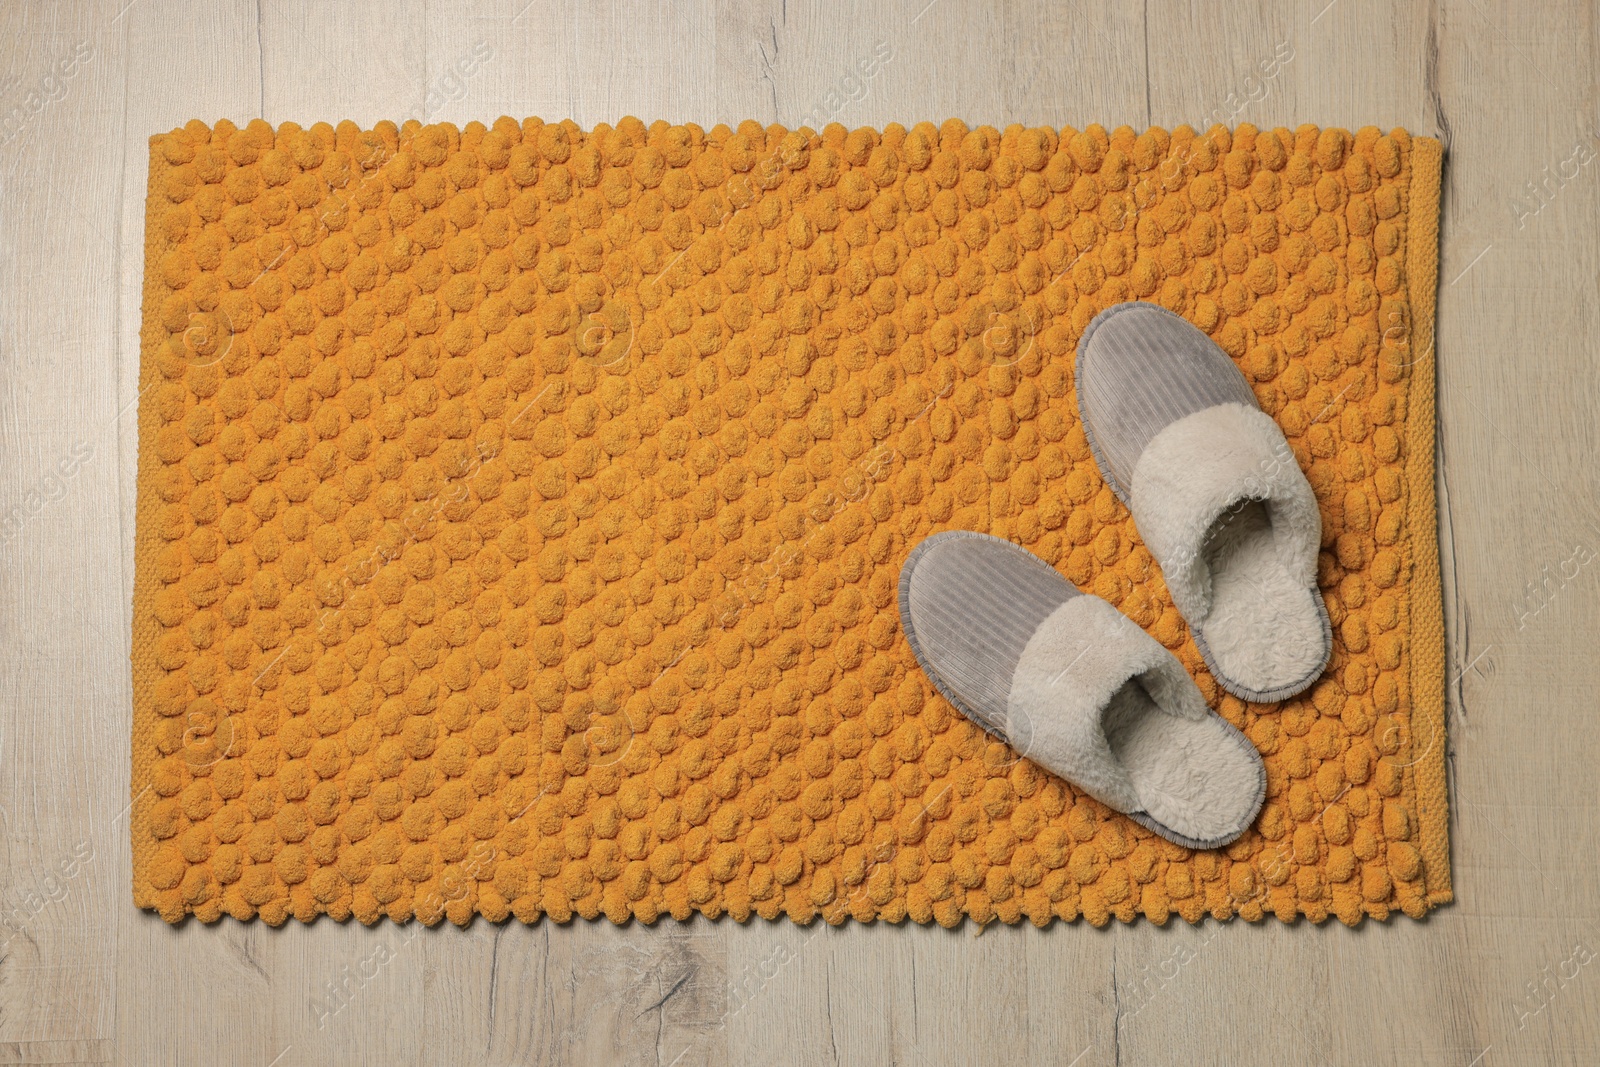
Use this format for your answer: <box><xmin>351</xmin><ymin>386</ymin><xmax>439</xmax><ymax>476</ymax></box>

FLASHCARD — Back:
<box><xmin>0</xmin><ymin>0</ymin><xmax>1595</xmax><ymax>1063</ymax></box>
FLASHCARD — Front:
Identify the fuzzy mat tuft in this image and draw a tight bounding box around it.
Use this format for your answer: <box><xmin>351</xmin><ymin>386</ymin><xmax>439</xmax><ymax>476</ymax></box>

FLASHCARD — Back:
<box><xmin>134</xmin><ymin>117</ymin><xmax>1447</xmax><ymax>927</ymax></box>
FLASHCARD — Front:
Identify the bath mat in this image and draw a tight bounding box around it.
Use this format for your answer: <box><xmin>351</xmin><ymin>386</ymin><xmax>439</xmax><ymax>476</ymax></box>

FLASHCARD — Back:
<box><xmin>133</xmin><ymin>116</ymin><xmax>1447</xmax><ymax>927</ymax></box>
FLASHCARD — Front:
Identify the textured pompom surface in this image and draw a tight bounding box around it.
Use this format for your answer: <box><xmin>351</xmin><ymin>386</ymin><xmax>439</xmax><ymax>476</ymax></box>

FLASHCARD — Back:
<box><xmin>132</xmin><ymin>117</ymin><xmax>1446</xmax><ymax>927</ymax></box>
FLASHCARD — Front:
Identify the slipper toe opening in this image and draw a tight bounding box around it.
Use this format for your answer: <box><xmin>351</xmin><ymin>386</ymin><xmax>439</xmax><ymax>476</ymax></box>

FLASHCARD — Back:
<box><xmin>1104</xmin><ymin>679</ymin><xmax>1266</xmax><ymax>847</ymax></box>
<box><xmin>1128</xmin><ymin>401</ymin><xmax>1333</xmax><ymax>702</ymax></box>
<box><xmin>1008</xmin><ymin>598</ymin><xmax>1264</xmax><ymax>848</ymax></box>
<box><xmin>1196</xmin><ymin>499</ymin><xmax>1332</xmax><ymax>700</ymax></box>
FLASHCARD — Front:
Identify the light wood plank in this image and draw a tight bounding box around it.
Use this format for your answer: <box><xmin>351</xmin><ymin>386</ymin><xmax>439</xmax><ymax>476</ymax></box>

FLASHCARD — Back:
<box><xmin>0</xmin><ymin>0</ymin><xmax>133</xmax><ymax>1048</ymax></box>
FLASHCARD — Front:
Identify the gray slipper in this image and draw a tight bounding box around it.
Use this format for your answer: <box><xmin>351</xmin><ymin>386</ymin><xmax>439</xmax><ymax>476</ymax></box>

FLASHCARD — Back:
<box><xmin>1076</xmin><ymin>302</ymin><xmax>1333</xmax><ymax>704</ymax></box>
<box><xmin>898</xmin><ymin>531</ymin><xmax>1266</xmax><ymax>849</ymax></box>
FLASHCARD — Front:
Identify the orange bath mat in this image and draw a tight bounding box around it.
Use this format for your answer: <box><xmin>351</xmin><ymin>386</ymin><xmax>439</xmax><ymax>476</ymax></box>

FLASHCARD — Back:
<box><xmin>133</xmin><ymin>116</ymin><xmax>1447</xmax><ymax>927</ymax></box>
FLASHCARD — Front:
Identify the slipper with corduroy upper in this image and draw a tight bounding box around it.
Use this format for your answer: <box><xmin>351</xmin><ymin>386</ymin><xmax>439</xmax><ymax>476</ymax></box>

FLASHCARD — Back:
<box><xmin>898</xmin><ymin>531</ymin><xmax>1266</xmax><ymax>850</ymax></box>
<box><xmin>1075</xmin><ymin>301</ymin><xmax>1333</xmax><ymax>704</ymax></box>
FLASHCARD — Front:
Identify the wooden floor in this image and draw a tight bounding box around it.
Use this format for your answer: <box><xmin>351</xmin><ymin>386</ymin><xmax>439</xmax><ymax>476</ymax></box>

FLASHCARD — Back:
<box><xmin>1</xmin><ymin>0</ymin><xmax>1596</xmax><ymax>1063</ymax></box>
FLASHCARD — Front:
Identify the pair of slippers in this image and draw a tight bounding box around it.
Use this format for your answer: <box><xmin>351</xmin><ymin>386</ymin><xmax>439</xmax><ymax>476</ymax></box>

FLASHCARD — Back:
<box><xmin>899</xmin><ymin>303</ymin><xmax>1332</xmax><ymax>849</ymax></box>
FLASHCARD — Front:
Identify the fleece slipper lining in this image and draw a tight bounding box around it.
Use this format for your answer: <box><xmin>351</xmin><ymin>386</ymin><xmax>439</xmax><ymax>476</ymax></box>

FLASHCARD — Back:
<box><xmin>1009</xmin><ymin>596</ymin><xmax>1265</xmax><ymax>846</ymax></box>
<box><xmin>900</xmin><ymin>531</ymin><xmax>1265</xmax><ymax>848</ymax></box>
<box><xmin>1128</xmin><ymin>402</ymin><xmax>1331</xmax><ymax>702</ymax></box>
